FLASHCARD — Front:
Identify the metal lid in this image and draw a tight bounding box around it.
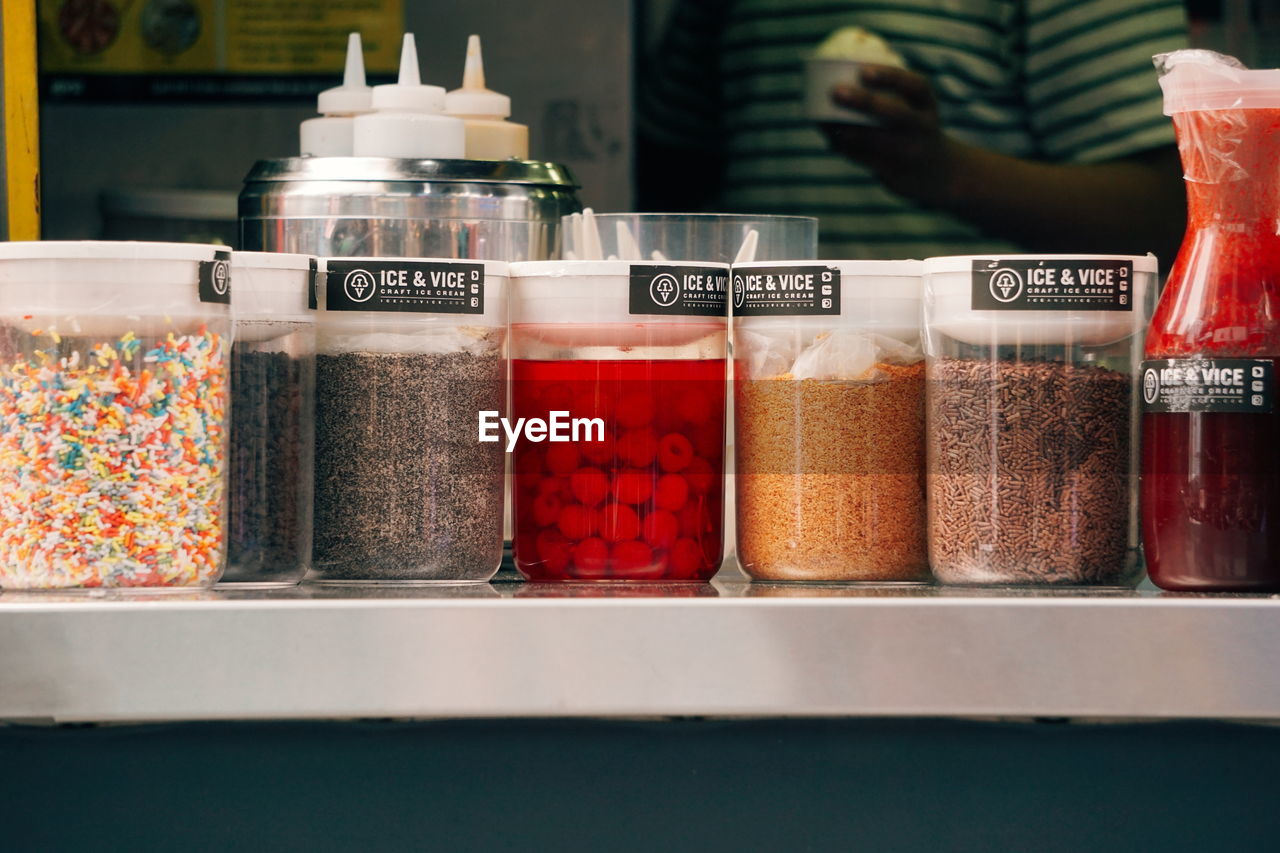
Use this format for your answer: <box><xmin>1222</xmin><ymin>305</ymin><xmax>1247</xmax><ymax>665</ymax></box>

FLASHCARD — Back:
<box><xmin>243</xmin><ymin>157</ymin><xmax>578</xmax><ymax>187</ymax></box>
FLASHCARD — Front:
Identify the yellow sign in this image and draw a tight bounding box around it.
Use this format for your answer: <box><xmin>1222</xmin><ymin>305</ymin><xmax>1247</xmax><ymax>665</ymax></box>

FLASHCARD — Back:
<box><xmin>39</xmin><ymin>0</ymin><xmax>401</xmax><ymax>97</ymax></box>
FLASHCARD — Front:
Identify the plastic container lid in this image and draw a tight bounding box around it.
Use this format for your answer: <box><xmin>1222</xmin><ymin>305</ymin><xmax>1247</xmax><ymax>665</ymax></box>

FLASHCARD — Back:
<box><xmin>316</xmin><ymin>256</ymin><xmax>507</xmax><ymax>326</ymax></box>
<box><xmin>317</xmin><ymin>32</ymin><xmax>373</xmax><ymax>115</ymax></box>
<box><xmin>445</xmin><ymin>35</ymin><xmax>511</xmax><ymax>118</ymax></box>
<box><xmin>922</xmin><ymin>253</ymin><xmax>1157</xmax><ymax>347</ymax></box>
<box><xmin>352</xmin><ymin>34</ymin><xmax>465</xmax><ymax>159</ymax></box>
<box><xmin>921</xmin><ymin>254</ymin><xmax>1158</xmax><ymax>275</ymax></box>
<box><xmin>510</xmin><ymin>259</ymin><xmax>730</xmax><ymax>326</ymax></box>
<box><xmin>1155</xmin><ymin>49</ymin><xmax>1280</xmax><ymax>114</ymax></box>
<box><xmin>0</xmin><ymin>241</ymin><xmax>230</xmax><ymax>322</ymax></box>
<box><xmin>0</xmin><ymin>239</ymin><xmax>224</xmax><ymax>263</ymax></box>
<box><xmin>371</xmin><ymin>34</ymin><xmax>447</xmax><ymax>113</ymax></box>
<box><xmin>735</xmin><ymin>259</ymin><xmax>921</xmax><ymax>301</ymax></box>
<box><xmin>733</xmin><ymin>260</ymin><xmax>921</xmax><ymax>340</ymax></box>
<box><xmin>232</xmin><ymin>251</ymin><xmax>315</xmax><ymax>320</ymax></box>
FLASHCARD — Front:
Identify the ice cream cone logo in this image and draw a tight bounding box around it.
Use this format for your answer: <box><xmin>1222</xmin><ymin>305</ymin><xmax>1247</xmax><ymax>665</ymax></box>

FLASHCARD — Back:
<box><xmin>211</xmin><ymin>260</ymin><xmax>229</xmax><ymax>296</ymax></box>
<box><xmin>343</xmin><ymin>269</ymin><xmax>377</xmax><ymax>303</ymax></box>
<box><xmin>651</xmin><ymin>273</ymin><xmax>680</xmax><ymax>307</ymax></box>
<box><xmin>1143</xmin><ymin>367</ymin><xmax>1160</xmax><ymax>405</ymax></box>
<box><xmin>989</xmin><ymin>268</ymin><xmax>1022</xmax><ymax>303</ymax></box>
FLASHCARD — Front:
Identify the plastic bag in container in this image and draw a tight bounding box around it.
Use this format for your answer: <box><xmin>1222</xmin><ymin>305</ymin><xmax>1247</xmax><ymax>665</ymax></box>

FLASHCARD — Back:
<box><xmin>790</xmin><ymin>330</ymin><xmax>922</xmax><ymax>381</ymax></box>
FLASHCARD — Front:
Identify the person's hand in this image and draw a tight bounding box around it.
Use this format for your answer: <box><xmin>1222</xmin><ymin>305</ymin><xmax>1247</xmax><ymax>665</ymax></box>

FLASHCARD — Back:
<box><xmin>820</xmin><ymin>64</ymin><xmax>961</xmax><ymax>207</ymax></box>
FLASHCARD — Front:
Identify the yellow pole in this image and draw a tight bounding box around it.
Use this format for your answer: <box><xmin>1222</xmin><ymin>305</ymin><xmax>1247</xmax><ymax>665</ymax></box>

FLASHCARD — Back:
<box><xmin>3</xmin><ymin>0</ymin><xmax>41</xmax><ymax>240</ymax></box>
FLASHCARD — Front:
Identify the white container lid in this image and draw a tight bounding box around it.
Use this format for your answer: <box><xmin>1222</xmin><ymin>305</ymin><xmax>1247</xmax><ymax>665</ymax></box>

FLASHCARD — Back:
<box><xmin>445</xmin><ymin>35</ymin><xmax>512</xmax><ymax>118</ymax></box>
<box><xmin>0</xmin><ymin>240</ymin><xmax>224</xmax><ymax>263</ymax></box>
<box><xmin>510</xmin><ymin>259</ymin><xmax>730</xmax><ymax>326</ymax></box>
<box><xmin>1155</xmin><ymin>49</ymin><xmax>1280</xmax><ymax>114</ymax></box>
<box><xmin>921</xmin><ymin>253</ymin><xmax>1158</xmax><ymax>275</ymax></box>
<box><xmin>370</xmin><ymin>34</ymin><xmax>446</xmax><ymax>112</ymax></box>
<box><xmin>317</xmin><ymin>33</ymin><xmax>373</xmax><ymax>115</ymax></box>
<box><xmin>732</xmin><ymin>259</ymin><xmax>921</xmax><ymax>342</ymax></box>
<box><xmin>316</xmin><ymin>256</ymin><xmax>507</xmax><ymax>327</ymax></box>
<box><xmin>735</xmin><ymin>259</ymin><xmax>921</xmax><ymax>302</ymax></box>
<box><xmin>232</xmin><ymin>251</ymin><xmax>315</xmax><ymax>321</ymax></box>
<box><xmin>923</xmin><ymin>253</ymin><xmax>1157</xmax><ymax>347</ymax></box>
<box><xmin>319</xmin><ymin>256</ymin><xmax>508</xmax><ymax>276</ymax></box>
<box><xmin>0</xmin><ymin>241</ymin><xmax>230</xmax><ymax>333</ymax></box>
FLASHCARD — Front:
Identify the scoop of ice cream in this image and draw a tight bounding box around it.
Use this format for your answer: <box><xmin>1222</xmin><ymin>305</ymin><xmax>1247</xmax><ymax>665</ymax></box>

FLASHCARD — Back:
<box><xmin>811</xmin><ymin>27</ymin><xmax>905</xmax><ymax>67</ymax></box>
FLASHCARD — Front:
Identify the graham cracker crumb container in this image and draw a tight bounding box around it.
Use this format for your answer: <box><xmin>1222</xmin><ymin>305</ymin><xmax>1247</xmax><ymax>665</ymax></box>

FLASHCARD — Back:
<box><xmin>922</xmin><ymin>254</ymin><xmax>1157</xmax><ymax>586</ymax></box>
<box><xmin>309</xmin><ymin>257</ymin><xmax>508</xmax><ymax>584</ymax></box>
<box><xmin>0</xmin><ymin>240</ymin><xmax>233</xmax><ymax>590</ymax></box>
<box><xmin>733</xmin><ymin>260</ymin><xmax>928</xmax><ymax>582</ymax></box>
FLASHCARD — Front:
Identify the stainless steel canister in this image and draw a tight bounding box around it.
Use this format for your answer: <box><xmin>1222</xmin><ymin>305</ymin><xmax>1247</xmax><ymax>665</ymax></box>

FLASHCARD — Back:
<box><xmin>239</xmin><ymin>158</ymin><xmax>581</xmax><ymax>261</ymax></box>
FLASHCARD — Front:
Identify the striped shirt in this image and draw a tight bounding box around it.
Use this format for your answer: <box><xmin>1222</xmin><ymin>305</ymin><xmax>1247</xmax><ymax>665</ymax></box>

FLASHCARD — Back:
<box><xmin>640</xmin><ymin>0</ymin><xmax>1188</xmax><ymax>259</ymax></box>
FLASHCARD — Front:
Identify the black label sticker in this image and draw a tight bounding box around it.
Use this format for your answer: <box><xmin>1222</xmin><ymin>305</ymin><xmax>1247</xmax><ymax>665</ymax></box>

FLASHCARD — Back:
<box><xmin>971</xmin><ymin>258</ymin><xmax>1133</xmax><ymax>312</ymax></box>
<box><xmin>308</xmin><ymin>257</ymin><xmax>318</xmax><ymax>310</ymax></box>
<box><xmin>629</xmin><ymin>265</ymin><xmax>728</xmax><ymax>317</ymax></box>
<box><xmin>732</xmin><ymin>265</ymin><xmax>841</xmax><ymax>317</ymax></box>
<box><xmin>198</xmin><ymin>250</ymin><xmax>231</xmax><ymax>304</ymax></box>
<box><xmin>1142</xmin><ymin>358</ymin><xmax>1273</xmax><ymax>414</ymax></box>
<box><xmin>323</xmin><ymin>259</ymin><xmax>485</xmax><ymax>314</ymax></box>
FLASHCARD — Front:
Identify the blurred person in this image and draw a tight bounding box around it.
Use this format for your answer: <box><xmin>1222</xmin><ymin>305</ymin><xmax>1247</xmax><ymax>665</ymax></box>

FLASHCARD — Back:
<box><xmin>638</xmin><ymin>0</ymin><xmax>1188</xmax><ymax>261</ymax></box>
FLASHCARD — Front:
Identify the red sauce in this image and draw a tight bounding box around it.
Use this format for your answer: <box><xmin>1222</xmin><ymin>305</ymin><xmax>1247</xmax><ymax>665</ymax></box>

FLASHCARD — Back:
<box><xmin>511</xmin><ymin>358</ymin><xmax>726</xmax><ymax>581</ymax></box>
<box><xmin>1142</xmin><ymin>108</ymin><xmax>1280</xmax><ymax>590</ymax></box>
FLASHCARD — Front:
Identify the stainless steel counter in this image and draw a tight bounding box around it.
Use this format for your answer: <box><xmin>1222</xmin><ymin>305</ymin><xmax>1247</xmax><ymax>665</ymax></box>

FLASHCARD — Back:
<box><xmin>2</xmin><ymin>576</ymin><xmax>1278</xmax><ymax>723</ymax></box>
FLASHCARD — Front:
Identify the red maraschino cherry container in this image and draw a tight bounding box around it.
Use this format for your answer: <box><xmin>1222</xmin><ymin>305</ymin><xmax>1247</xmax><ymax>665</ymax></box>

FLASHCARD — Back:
<box><xmin>507</xmin><ymin>260</ymin><xmax>729</xmax><ymax>581</ymax></box>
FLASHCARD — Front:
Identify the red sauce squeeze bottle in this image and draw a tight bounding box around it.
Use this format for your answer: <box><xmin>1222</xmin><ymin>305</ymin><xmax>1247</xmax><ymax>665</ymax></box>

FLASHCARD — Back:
<box><xmin>1143</xmin><ymin>51</ymin><xmax>1280</xmax><ymax>590</ymax></box>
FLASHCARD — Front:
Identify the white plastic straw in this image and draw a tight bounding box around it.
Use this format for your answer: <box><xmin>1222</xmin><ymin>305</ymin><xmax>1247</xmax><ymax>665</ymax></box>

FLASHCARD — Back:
<box><xmin>566</xmin><ymin>212</ymin><xmax>582</xmax><ymax>260</ymax></box>
<box><xmin>582</xmin><ymin>207</ymin><xmax>604</xmax><ymax>260</ymax></box>
<box><xmin>734</xmin><ymin>228</ymin><xmax>760</xmax><ymax>264</ymax></box>
<box><xmin>616</xmin><ymin>220</ymin><xmax>641</xmax><ymax>260</ymax></box>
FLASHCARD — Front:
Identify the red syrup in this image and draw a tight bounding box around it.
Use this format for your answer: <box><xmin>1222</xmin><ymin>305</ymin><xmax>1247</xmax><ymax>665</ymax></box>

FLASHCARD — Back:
<box><xmin>1142</xmin><ymin>107</ymin><xmax>1280</xmax><ymax>591</ymax></box>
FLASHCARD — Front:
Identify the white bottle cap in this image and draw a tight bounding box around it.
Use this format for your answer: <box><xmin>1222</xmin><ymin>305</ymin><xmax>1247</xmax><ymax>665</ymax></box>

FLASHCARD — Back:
<box><xmin>445</xmin><ymin>35</ymin><xmax>511</xmax><ymax>118</ymax></box>
<box><xmin>317</xmin><ymin>32</ymin><xmax>372</xmax><ymax>115</ymax></box>
<box><xmin>371</xmin><ymin>33</ymin><xmax>447</xmax><ymax>113</ymax></box>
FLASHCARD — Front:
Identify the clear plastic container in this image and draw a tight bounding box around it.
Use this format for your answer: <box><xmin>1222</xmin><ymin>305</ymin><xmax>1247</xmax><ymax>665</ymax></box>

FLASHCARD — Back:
<box><xmin>309</xmin><ymin>257</ymin><xmax>508</xmax><ymax>583</ymax></box>
<box><xmin>560</xmin><ymin>214</ymin><xmax>818</xmax><ymax>264</ymax></box>
<box><xmin>733</xmin><ymin>260</ymin><xmax>927</xmax><ymax>582</ymax></box>
<box><xmin>508</xmin><ymin>260</ymin><xmax>729</xmax><ymax>581</ymax></box>
<box><xmin>922</xmin><ymin>254</ymin><xmax>1158</xmax><ymax>586</ymax></box>
<box><xmin>0</xmin><ymin>241</ymin><xmax>233</xmax><ymax>590</ymax></box>
<box><xmin>221</xmin><ymin>251</ymin><xmax>316</xmax><ymax>586</ymax></box>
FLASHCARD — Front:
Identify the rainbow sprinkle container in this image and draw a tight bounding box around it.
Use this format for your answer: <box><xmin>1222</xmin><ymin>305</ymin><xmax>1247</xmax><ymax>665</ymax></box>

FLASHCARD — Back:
<box><xmin>0</xmin><ymin>241</ymin><xmax>233</xmax><ymax>590</ymax></box>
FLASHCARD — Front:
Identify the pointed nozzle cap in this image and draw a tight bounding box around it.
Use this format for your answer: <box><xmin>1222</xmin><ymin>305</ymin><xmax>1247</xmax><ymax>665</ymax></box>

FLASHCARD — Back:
<box><xmin>317</xmin><ymin>32</ymin><xmax>373</xmax><ymax>114</ymax></box>
<box><xmin>371</xmin><ymin>33</ymin><xmax>447</xmax><ymax>113</ymax></box>
<box><xmin>445</xmin><ymin>34</ymin><xmax>512</xmax><ymax>118</ymax></box>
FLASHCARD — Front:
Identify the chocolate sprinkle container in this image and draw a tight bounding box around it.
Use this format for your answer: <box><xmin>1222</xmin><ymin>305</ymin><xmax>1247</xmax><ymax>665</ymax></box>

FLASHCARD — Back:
<box><xmin>922</xmin><ymin>254</ymin><xmax>1157</xmax><ymax>586</ymax></box>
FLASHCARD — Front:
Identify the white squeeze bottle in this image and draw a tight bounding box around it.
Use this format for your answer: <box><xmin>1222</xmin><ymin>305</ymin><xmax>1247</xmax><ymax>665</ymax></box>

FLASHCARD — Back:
<box><xmin>352</xmin><ymin>33</ymin><xmax>466</xmax><ymax>159</ymax></box>
<box><xmin>301</xmin><ymin>33</ymin><xmax>373</xmax><ymax>157</ymax></box>
<box><xmin>445</xmin><ymin>35</ymin><xmax>529</xmax><ymax>160</ymax></box>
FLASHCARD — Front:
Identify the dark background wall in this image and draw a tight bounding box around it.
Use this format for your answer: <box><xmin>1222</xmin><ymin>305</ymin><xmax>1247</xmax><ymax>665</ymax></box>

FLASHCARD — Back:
<box><xmin>5</xmin><ymin>718</ymin><xmax>1280</xmax><ymax>852</ymax></box>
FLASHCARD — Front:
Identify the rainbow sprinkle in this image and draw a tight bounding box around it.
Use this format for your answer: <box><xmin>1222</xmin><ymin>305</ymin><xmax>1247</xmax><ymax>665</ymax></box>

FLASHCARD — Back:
<box><xmin>0</xmin><ymin>326</ymin><xmax>228</xmax><ymax>589</ymax></box>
